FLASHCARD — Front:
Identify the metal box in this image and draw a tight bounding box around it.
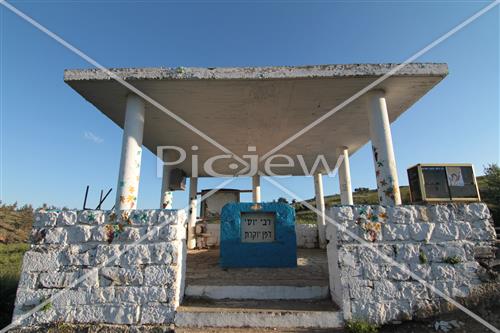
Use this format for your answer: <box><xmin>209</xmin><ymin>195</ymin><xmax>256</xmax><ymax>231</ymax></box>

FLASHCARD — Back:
<box><xmin>407</xmin><ymin>164</ymin><xmax>481</xmax><ymax>203</ymax></box>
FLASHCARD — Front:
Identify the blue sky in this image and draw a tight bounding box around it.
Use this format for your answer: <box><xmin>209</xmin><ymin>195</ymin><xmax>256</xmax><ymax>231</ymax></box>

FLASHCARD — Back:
<box><xmin>0</xmin><ymin>0</ymin><xmax>498</xmax><ymax>210</ymax></box>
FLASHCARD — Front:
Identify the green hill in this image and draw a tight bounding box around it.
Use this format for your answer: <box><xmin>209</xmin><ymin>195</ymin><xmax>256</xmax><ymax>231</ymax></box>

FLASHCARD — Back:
<box><xmin>0</xmin><ymin>203</ymin><xmax>34</xmax><ymax>244</ymax></box>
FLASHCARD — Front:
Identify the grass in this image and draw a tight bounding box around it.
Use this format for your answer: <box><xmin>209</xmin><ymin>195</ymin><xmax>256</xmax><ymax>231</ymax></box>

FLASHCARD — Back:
<box><xmin>345</xmin><ymin>319</ymin><xmax>380</xmax><ymax>333</ymax></box>
<box><xmin>0</xmin><ymin>243</ymin><xmax>29</xmax><ymax>328</ymax></box>
<box><xmin>419</xmin><ymin>249</ymin><xmax>428</xmax><ymax>264</ymax></box>
<box><xmin>443</xmin><ymin>256</ymin><xmax>462</xmax><ymax>265</ymax></box>
<box><xmin>296</xmin><ymin>210</ymin><xmax>318</xmax><ymax>224</ymax></box>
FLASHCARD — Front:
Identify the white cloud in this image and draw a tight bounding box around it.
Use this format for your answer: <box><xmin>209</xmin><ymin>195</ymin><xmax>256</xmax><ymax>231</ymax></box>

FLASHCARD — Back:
<box><xmin>83</xmin><ymin>131</ymin><xmax>104</xmax><ymax>144</ymax></box>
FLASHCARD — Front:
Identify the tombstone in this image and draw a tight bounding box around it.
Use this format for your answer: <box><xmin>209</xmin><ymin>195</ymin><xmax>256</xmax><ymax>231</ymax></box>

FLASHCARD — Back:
<box><xmin>219</xmin><ymin>202</ymin><xmax>297</xmax><ymax>268</ymax></box>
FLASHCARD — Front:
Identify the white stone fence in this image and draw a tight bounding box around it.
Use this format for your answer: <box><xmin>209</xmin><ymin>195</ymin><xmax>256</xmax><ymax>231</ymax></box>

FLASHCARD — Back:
<box><xmin>326</xmin><ymin>203</ymin><xmax>497</xmax><ymax>324</ymax></box>
<box><xmin>13</xmin><ymin>209</ymin><xmax>187</xmax><ymax>327</ymax></box>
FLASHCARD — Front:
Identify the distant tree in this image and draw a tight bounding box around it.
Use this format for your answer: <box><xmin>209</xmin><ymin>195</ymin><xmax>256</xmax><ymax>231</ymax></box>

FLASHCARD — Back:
<box><xmin>481</xmin><ymin>163</ymin><xmax>500</xmax><ymax>225</ymax></box>
<box><xmin>483</xmin><ymin>164</ymin><xmax>500</xmax><ymax>200</ymax></box>
<box><xmin>277</xmin><ymin>197</ymin><xmax>289</xmax><ymax>204</ymax></box>
<box><xmin>292</xmin><ymin>201</ymin><xmax>305</xmax><ymax>211</ymax></box>
<box><xmin>354</xmin><ymin>187</ymin><xmax>370</xmax><ymax>193</ymax></box>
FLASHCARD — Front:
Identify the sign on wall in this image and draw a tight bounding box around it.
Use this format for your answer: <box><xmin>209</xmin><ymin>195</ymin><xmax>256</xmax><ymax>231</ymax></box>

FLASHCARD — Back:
<box><xmin>407</xmin><ymin>164</ymin><xmax>480</xmax><ymax>202</ymax></box>
<box><xmin>446</xmin><ymin>167</ymin><xmax>464</xmax><ymax>187</ymax></box>
<box><xmin>240</xmin><ymin>212</ymin><xmax>275</xmax><ymax>243</ymax></box>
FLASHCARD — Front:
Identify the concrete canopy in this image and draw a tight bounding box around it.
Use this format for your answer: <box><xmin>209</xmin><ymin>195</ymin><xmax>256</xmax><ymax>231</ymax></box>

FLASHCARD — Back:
<box><xmin>64</xmin><ymin>63</ymin><xmax>448</xmax><ymax>177</ymax></box>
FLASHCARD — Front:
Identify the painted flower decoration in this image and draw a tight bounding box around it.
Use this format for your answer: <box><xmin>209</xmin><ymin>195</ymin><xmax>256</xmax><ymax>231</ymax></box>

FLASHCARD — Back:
<box><xmin>362</xmin><ymin>222</ymin><xmax>381</xmax><ymax>242</ymax></box>
<box><xmin>367</xmin><ymin>229</ymin><xmax>378</xmax><ymax>242</ymax></box>
<box><xmin>108</xmin><ymin>212</ymin><xmax>117</xmax><ymax>222</ymax></box>
<box><xmin>104</xmin><ymin>224</ymin><xmax>124</xmax><ymax>243</ymax></box>
<box><xmin>126</xmin><ymin>194</ymin><xmax>136</xmax><ymax>203</ymax></box>
<box><xmin>121</xmin><ymin>211</ymin><xmax>131</xmax><ymax>224</ymax></box>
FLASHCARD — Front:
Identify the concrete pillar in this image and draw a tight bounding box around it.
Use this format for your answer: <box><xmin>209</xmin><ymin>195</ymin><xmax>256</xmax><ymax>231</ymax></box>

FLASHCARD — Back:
<box><xmin>338</xmin><ymin>147</ymin><xmax>353</xmax><ymax>205</ymax></box>
<box><xmin>252</xmin><ymin>175</ymin><xmax>261</xmax><ymax>203</ymax></box>
<box><xmin>187</xmin><ymin>177</ymin><xmax>198</xmax><ymax>250</ymax></box>
<box><xmin>314</xmin><ymin>173</ymin><xmax>327</xmax><ymax>249</ymax></box>
<box><xmin>368</xmin><ymin>90</ymin><xmax>402</xmax><ymax>205</ymax></box>
<box><xmin>115</xmin><ymin>94</ymin><xmax>145</xmax><ymax>210</ymax></box>
<box><xmin>159</xmin><ymin>149</ymin><xmax>175</xmax><ymax>209</ymax></box>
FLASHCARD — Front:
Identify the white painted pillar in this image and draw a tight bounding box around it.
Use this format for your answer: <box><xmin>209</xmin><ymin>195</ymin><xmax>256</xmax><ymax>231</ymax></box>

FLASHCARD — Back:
<box><xmin>252</xmin><ymin>175</ymin><xmax>261</xmax><ymax>203</ymax></box>
<box><xmin>368</xmin><ymin>90</ymin><xmax>402</xmax><ymax>205</ymax></box>
<box><xmin>115</xmin><ymin>94</ymin><xmax>145</xmax><ymax>210</ymax></box>
<box><xmin>338</xmin><ymin>147</ymin><xmax>353</xmax><ymax>205</ymax></box>
<box><xmin>159</xmin><ymin>149</ymin><xmax>175</xmax><ymax>209</ymax></box>
<box><xmin>187</xmin><ymin>177</ymin><xmax>198</xmax><ymax>250</ymax></box>
<box><xmin>314</xmin><ymin>173</ymin><xmax>327</xmax><ymax>249</ymax></box>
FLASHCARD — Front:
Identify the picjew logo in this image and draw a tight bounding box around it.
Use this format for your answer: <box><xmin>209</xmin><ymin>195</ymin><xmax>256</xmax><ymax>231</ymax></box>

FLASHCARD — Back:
<box><xmin>156</xmin><ymin>146</ymin><xmax>343</xmax><ymax>178</ymax></box>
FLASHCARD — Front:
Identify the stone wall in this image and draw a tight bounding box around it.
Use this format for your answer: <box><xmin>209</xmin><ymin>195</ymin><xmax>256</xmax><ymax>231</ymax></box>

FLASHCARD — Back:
<box><xmin>295</xmin><ymin>224</ymin><xmax>319</xmax><ymax>248</ymax></box>
<box><xmin>202</xmin><ymin>223</ymin><xmax>319</xmax><ymax>248</ymax></box>
<box><xmin>13</xmin><ymin>209</ymin><xmax>187</xmax><ymax>327</ymax></box>
<box><xmin>326</xmin><ymin>203</ymin><xmax>497</xmax><ymax>324</ymax></box>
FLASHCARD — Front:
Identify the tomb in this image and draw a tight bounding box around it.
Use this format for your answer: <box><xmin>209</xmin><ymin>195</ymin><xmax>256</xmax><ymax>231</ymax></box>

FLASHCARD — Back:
<box><xmin>220</xmin><ymin>202</ymin><xmax>297</xmax><ymax>268</ymax></box>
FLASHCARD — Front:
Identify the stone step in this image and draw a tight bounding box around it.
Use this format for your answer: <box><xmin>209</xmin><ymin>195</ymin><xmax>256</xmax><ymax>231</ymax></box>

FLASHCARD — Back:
<box><xmin>175</xmin><ymin>327</ymin><xmax>339</xmax><ymax>332</ymax></box>
<box><xmin>175</xmin><ymin>298</ymin><xmax>343</xmax><ymax>329</ymax></box>
<box><xmin>185</xmin><ymin>284</ymin><xmax>329</xmax><ymax>300</ymax></box>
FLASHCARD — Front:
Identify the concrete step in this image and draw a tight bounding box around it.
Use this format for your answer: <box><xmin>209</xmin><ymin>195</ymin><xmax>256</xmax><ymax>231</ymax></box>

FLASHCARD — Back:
<box><xmin>185</xmin><ymin>284</ymin><xmax>329</xmax><ymax>300</ymax></box>
<box><xmin>175</xmin><ymin>298</ymin><xmax>343</xmax><ymax>329</ymax></box>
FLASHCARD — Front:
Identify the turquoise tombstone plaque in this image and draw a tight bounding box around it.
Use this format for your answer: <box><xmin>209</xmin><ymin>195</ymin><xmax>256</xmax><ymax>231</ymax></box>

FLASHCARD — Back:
<box><xmin>220</xmin><ymin>202</ymin><xmax>297</xmax><ymax>268</ymax></box>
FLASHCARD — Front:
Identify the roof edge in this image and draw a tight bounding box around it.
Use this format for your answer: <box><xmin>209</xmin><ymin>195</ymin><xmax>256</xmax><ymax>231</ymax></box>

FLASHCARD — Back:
<box><xmin>64</xmin><ymin>63</ymin><xmax>448</xmax><ymax>82</ymax></box>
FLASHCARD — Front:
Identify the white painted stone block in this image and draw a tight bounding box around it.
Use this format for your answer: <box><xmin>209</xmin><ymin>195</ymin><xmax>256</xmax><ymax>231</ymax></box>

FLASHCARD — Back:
<box><xmin>141</xmin><ymin>303</ymin><xmax>175</xmax><ymax>324</ymax></box>
<box><xmin>17</xmin><ymin>272</ymin><xmax>38</xmax><ymax>290</ymax></box>
<box><xmin>99</xmin><ymin>267</ymin><xmax>144</xmax><ymax>286</ymax></box>
<box><xmin>408</xmin><ymin>223</ymin><xmax>434</xmax><ymax>242</ymax></box>
<box><xmin>398</xmin><ymin>281</ymin><xmax>428</xmax><ymax>299</ymax></box>
<box><xmin>22</xmin><ymin>251</ymin><xmax>59</xmax><ymax>272</ymax></box>
<box><xmin>39</xmin><ymin>271</ymin><xmax>79</xmax><ymax>288</ymax></box>
<box><xmin>144</xmin><ymin>265</ymin><xmax>175</xmax><ymax>286</ymax></box>
<box><xmin>77</xmin><ymin>210</ymin><xmax>105</xmax><ymax>225</ymax></box>
<box><xmin>57</xmin><ymin>211</ymin><xmax>77</xmax><ymax>226</ymax></box>
<box><xmin>33</xmin><ymin>211</ymin><xmax>59</xmax><ymax>227</ymax></box>
<box><xmin>52</xmin><ymin>289</ymin><xmax>90</xmax><ymax>307</ymax></box>
<box><xmin>44</xmin><ymin>227</ymin><xmax>68</xmax><ymax>244</ymax></box>
<box><xmin>73</xmin><ymin>304</ymin><xmax>139</xmax><ymax>324</ymax></box>
<box><xmin>66</xmin><ymin>225</ymin><xmax>92</xmax><ymax>243</ymax></box>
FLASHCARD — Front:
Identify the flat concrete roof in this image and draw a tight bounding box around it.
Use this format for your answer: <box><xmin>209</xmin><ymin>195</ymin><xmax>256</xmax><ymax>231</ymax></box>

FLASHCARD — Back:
<box><xmin>64</xmin><ymin>63</ymin><xmax>448</xmax><ymax>177</ymax></box>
